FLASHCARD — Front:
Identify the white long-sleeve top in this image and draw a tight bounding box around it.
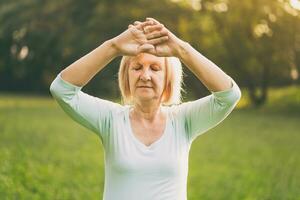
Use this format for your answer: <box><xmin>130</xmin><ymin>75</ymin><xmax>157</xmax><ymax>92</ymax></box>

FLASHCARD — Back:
<box><xmin>49</xmin><ymin>72</ymin><xmax>241</xmax><ymax>200</ymax></box>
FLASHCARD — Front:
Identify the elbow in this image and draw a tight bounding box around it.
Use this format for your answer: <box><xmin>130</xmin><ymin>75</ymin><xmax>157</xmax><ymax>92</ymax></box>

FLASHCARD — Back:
<box><xmin>236</xmin><ymin>86</ymin><xmax>242</xmax><ymax>99</ymax></box>
<box><xmin>229</xmin><ymin>76</ymin><xmax>242</xmax><ymax>104</ymax></box>
<box><xmin>233</xmin><ymin>86</ymin><xmax>242</xmax><ymax>105</ymax></box>
<box><xmin>49</xmin><ymin>72</ymin><xmax>63</xmax><ymax>97</ymax></box>
<box><xmin>49</xmin><ymin>78</ymin><xmax>58</xmax><ymax>97</ymax></box>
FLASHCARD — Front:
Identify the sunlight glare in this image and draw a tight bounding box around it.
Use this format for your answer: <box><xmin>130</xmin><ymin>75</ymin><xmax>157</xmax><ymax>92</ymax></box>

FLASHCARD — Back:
<box><xmin>290</xmin><ymin>0</ymin><xmax>300</xmax><ymax>10</ymax></box>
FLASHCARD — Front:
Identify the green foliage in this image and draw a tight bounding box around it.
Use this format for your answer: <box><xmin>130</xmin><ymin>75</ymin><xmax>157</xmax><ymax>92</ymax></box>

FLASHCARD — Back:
<box><xmin>0</xmin><ymin>0</ymin><xmax>299</xmax><ymax>105</ymax></box>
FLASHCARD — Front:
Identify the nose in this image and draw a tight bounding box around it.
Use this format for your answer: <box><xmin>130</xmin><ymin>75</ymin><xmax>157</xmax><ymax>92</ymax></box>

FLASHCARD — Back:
<box><xmin>139</xmin><ymin>68</ymin><xmax>151</xmax><ymax>81</ymax></box>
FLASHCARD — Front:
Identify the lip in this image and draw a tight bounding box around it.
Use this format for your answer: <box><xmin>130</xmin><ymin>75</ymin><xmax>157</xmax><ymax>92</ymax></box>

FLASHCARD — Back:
<box><xmin>137</xmin><ymin>86</ymin><xmax>153</xmax><ymax>88</ymax></box>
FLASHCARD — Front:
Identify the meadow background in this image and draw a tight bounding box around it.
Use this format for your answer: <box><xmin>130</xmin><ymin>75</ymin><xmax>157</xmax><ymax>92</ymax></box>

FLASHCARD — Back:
<box><xmin>1</xmin><ymin>87</ymin><xmax>299</xmax><ymax>199</ymax></box>
<box><xmin>1</xmin><ymin>0</ymin><xmax>300</xmax><ymax>199</ymax></box>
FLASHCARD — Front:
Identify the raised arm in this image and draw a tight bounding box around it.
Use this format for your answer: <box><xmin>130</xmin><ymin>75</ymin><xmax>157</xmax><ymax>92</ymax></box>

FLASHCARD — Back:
<box><xmin>49</xmin><ymin>21</ymin><xmax>170</xmax><ymax>141</ymax></box>
<box><xmin>60</xmin><ymin>40</ymin><xmax>118</xmax><ymax>87</ymax></box>
<box><xmin>175</xmin><ymin>41</ymin><xmax>232</xmax><ymax>92</ymax></box>
<box><xmin>142</xmin><ymin>17</ymin><xmax>232</xmax><ymax>92</ymax></box>
<box><xmin>60</xmin><ymin>20</ymin><xmax>167</xmax><ymax>87</ymax></box>
<box><xmin>140</xmin><ymin>18</ymin><xmax>241</xmax><ymax>143</ymax></box>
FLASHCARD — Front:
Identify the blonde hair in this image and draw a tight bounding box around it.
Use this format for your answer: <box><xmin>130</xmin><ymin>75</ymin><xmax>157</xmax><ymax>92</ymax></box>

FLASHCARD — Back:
<box><xmin>118</xmin><ymin>55</ymin><xmax>184</xmax><ymax>106</ymax></box>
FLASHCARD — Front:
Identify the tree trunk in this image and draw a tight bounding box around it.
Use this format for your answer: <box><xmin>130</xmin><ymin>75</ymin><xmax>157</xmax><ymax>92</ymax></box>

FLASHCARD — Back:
<box><xmin>248</xmin><ymin>64</ymin><xmax>269</xmax><ymax>107</ymax></box>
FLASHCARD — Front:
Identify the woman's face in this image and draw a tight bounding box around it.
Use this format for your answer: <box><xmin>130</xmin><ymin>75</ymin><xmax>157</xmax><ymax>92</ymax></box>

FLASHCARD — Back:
<box><xmin>128</xmin><ymin>53</ymin><xmax>166</xmax><ymax>104</ymax></box>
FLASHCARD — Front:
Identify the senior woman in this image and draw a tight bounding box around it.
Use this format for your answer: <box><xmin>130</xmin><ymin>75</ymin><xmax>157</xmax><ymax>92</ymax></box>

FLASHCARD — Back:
<box><xmin>50</xmin><ymin>18</ymin><xmax>241</xmax><ymax>200</ymax></box>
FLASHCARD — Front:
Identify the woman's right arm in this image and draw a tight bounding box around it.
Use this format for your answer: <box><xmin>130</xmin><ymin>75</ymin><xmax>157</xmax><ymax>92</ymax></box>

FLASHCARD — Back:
<box><xmin>59</xmin><ymin>20</ymin><xmax>163</xmax><ymax>87</ymax></box>
<box><xmin>60</xmin><ymin>40</ymin><xmax>118</xmax><ymax>87</ymax></box>
<box><xmin>49</xmin><ymin>39</ymin><xmax>121</xmax><ymax>142</ymax></box>
<box><xmin>48</xmin><ymin>40</ymin><xmax>121</xmax><ymax>143</ymax></box>
<box><xmin>49</xmin><ymin>21</ymin><xmax>168</xmax><ymax>142</ymax></box>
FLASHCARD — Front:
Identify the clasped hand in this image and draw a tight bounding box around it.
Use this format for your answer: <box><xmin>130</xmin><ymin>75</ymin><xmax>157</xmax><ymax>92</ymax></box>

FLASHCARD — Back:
<box><xmin>112</xmin><ymin>18</ymin><xmax>184</xmax><ymax>57</ymax></box>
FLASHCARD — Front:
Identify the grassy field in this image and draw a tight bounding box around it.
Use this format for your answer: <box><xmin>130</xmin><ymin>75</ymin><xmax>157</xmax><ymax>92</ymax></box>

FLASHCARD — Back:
<box><xmin>0</xmin><ymin>86</ymin><xmax>299</xmax><ymax>199</ymax></box>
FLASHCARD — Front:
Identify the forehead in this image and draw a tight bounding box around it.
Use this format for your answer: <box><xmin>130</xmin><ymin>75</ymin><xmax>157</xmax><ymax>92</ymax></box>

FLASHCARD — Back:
<box><xmin>129</xmin><ymin>53</ymin><xmax>165</xmax><ymax>66</ymax></box>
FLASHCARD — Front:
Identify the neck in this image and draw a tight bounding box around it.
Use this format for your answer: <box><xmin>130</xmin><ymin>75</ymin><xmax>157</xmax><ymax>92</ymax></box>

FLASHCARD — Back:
<box><xmin>131</xmin><ymin>101</ymin><xmax>163</xmax><ymax>122</ymax></box>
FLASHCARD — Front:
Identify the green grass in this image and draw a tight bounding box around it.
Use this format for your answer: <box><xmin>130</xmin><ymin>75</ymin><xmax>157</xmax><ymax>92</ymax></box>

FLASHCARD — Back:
<box><xmin>0</xmin><ymin>86</ymin><xmax>300</xmax><ymax>199</ymax></box>
<box><xmin>188</xmin><ymin>109</ymin><xmax>300</xmax><ymax>199</ymax></box>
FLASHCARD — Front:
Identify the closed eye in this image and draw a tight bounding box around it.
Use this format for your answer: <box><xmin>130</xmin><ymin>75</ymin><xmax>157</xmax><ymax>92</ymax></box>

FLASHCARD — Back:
<box><xmin>132</xmin><ymin>65</ymin><xmax>142</xmax><ymax>71</ymax></box>
<box><xmin>151</xmin><ymin>65</ymin><xmax>161</xmax><ymax>71</ymax></box>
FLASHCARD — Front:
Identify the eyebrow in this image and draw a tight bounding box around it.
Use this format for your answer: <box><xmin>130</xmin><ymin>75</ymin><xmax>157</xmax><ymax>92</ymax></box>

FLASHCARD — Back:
<box><xmin>131</xmin><ymin>61</ymin><xmax>163</xmax><ymax>67</ymax></box>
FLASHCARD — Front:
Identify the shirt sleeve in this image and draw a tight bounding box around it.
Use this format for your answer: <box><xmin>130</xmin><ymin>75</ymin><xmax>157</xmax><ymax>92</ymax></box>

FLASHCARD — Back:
<box><xmin>49</xmin><ymin>72</ymin><xmax>122</xmax><ymax>144</ymax></box>
<box><xmin>175</xmin><ymin>75</ymin><xmax>241</xmax><ymax>144</ymax></box>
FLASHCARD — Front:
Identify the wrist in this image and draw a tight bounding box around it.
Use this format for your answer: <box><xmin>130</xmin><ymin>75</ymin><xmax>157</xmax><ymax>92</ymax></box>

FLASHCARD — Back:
<box><xmin>106</xmin><ymin>38</ymin><xmax>121</xmax><ymax>57</ymax></box>
<box><xmin>174</xmin><ymin>39</ymin><xmax>191</xmax><ymax>59</ymax></box>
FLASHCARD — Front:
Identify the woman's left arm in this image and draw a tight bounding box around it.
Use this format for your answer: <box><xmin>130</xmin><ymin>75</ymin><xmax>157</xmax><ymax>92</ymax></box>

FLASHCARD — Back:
<box><xmin>175</xmin><ymin>41</ymin><xmax>232</xmax><ymax>92</ymax></box>
<box><xmin>172</xmin><ymin>38</ymin><xmax>243</xmax><ymax>143</ymax></box>
<box><xmin>143</xmin><ymin>17</ymin><xmax>231</xmax><ymax>92</ymax></box>
<box><xmin>142</xmin><ymin>18</ymin><xmax>241</xmax><ymax>142</ymax></box>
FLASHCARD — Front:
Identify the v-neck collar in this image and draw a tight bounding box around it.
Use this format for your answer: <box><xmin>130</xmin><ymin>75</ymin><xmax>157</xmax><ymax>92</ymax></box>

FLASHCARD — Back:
<box><xmin>126</xmin><ymin>105</ymin><xmax>169</xmax><ymax>150</ymax></box>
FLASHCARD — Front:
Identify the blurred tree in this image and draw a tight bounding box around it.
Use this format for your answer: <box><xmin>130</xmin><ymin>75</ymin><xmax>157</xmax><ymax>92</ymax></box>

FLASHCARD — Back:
<box><xmin>0</xmin><ymin>0</ymin><xmax>299</xmax><ymax>107</ymax></box>
<box><xmin>180</xmin><ymin>0</ymin><xmax>300</xmax><ymax>106</ymax></box>
<box><xmin>0</xmin><ymin>0</ymin><xmax>191</xmax><ymax>99</ymax></box>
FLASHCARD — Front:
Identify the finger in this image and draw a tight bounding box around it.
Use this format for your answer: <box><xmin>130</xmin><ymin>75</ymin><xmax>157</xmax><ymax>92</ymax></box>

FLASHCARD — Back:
<box><xmin>145</xmin><ymin>18</ymin><xmax>166</xmax><ymax>33</ymax></box>
<box><xmin>133</xmin><ymin>21</ymin><xmax>154</xmax><ymax>33</ymax></box>
<box><xmin>146</xmin><ymin>17</ymin><xmax>161</xmax><ymax>25</ymax></box>
<box><xmin>138</xmin><ymin>44</ymin><xmax>155</xmax><ymax>53</ymax></box>
<box><xmin>140</xmin><ymin>20</ymin><xmax>154</xmax><ymax>29</ymax></box>
<box><xmin>134</xmin><ymin>21</ymin><xmax>154</xmax><ymax>31</ymax></box>
<box><xmin>133</xmin><ymin>21</ymin><xmax>142</xmax><ymax>26</ymax></box>
<box><xmin>128</xmin><ymin>25</ymin><xmax>143</xmax><ymax>36</ymax></box>
<box><xmin>147</xmin><ymin>36</ymin><xmax>169</xmax><ymax>45</ymax></box>
<box><xmin>128</xmin><ymin>24</ymin><xmax>134</xmax><ymax>29</ymax></box>
<box><xmin>144</xmin><ymin>24</ymin><xmax>164</xmax><ymax>33</ymax></box>
<box><xmin>146</xmin><ymin>30</ymin><xmax>168</xmax><ymax>40</ymax></box>
<box><xmin>132</xmin><ymin>21</ymin><xmax>143</xmax><ymax>30</ymax></box>
<box><xmin>144</xmin><ymin>47</ymin><xmax>156</xmax><ymax>55</ymax></box>
<box><xmin>128</xmin><ymin>24</ymin><xmax>140</xmax><ymax>32</ymax></box>
<box><xmin>133</xmin><ymin>21</ymin><xmax>142</xmax><ymax>29</ymax></box>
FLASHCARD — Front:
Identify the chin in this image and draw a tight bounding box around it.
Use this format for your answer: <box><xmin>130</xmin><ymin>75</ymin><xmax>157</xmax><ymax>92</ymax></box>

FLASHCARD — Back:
<box><xmin>137</xmin><ymin>96</ymin><xmax>153</xmax><ymax>101</ymax></box>
<box><xmin>135</xmin><ymin>94</ymin><xmax>156</xmax><ymax>102</ymax></box>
